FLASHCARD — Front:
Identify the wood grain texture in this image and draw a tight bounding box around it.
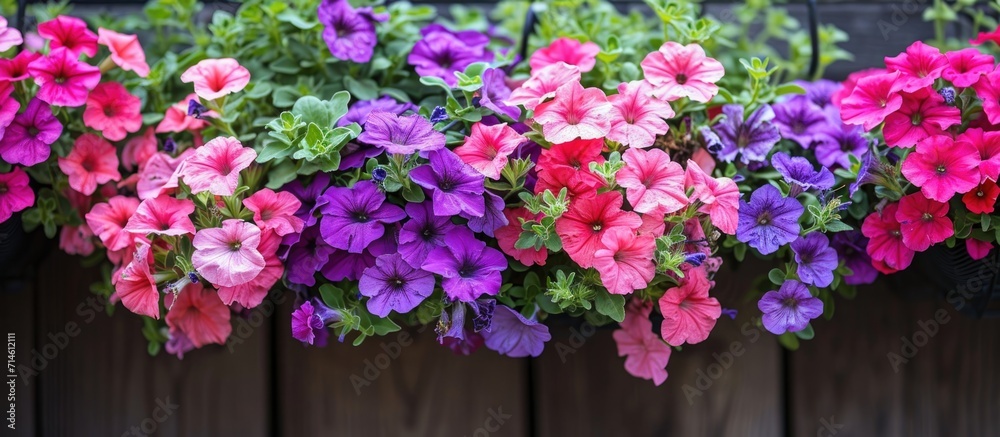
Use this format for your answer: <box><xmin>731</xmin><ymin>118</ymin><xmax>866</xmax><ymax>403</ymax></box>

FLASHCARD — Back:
<box><xmin>32</xmin><ymin>251</ymin><xmax>272</xmax><ymax>437</ymax></box>
<box><xmin>790</xmin><ymin>269</ymin><xmax>1000</xmax><ymax>437</ymax></box>
<box><xmin>0</xmin><ymin>264</ymin><xmax>38</xmax><ymax>436</ymax></box>
<box><xmin>275</xmin><ymin>299</ymin><xmax>530</xmax><ymax>437</ymax></box>
<box><xmin>532</xmin><ymin>260</ymin><xmax>783</xmax><ymax>437</ymax></box>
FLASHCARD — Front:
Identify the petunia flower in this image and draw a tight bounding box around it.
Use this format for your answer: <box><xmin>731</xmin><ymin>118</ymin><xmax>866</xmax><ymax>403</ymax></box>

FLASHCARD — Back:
<box><xmin>607</xmin><ymin>80</ymin><xmax>674</xmax><ymax>148</ymax></box>
<box><xmin>26</xmin><ymin>47</ymin><xmax>101</xmax><ymax>107</ymax></box>
<box><xmin>736</xmin><ymin>184</ymin><xmax>803</xmax><ymax>255</ymax></box>
<box><xmin>0</xmin><ymin>167</ymin><xmax>34</xmax><ymax>223</ymax></box>
<box><xmin>284</xmin><ymin>225</ymin><xmax>335</xmax><ymax>286</ymax></box>
<box><xmin>758</xmin><ymin>280</ymin><xmax>823</xmax><ymax>335</ymax></box>
<box><xmin>114</xmin><ymin>242</ymin><xmax>159</xmax><ymax>319</ymax></box>
<box><xmin>420</xmin><ymin>228</ymin><xmax>507</xmax><ymax>302</ymax></box>
<box><xmin>771</xmin><ymin>95</ymin><xmax>832</xmax><ymax>148</ymax></box>
<box><xmin>243</xmin><ymin>189</ymin><xmax>304</xmax><ymax>237</ymax></box>
<box><xmin>832</xmin><ymin>68</ymin><xmax>888</xmax><ymax>108</ymax></box>
<box><xmin>358</xmin><ymin>111</ymin><xmax>445</xmax><ymax>155</ymax></box>
<box><xmin>460</xmin><ymin>191</ymin><xmax>508</xmax><ymax>237</ymax></box>
<box><xmin>97</xmin><ymin>28</ymin><xmax>150</xmax><ymax>77</ymax></box>
<box><xmin>217</xmin><ymin>230</ymin><xmax>283</xmax><ymax>308</ymax></box>
<box><xmin>398</xmin><ymin>201</ymin><xmax>455</xmax><ymax>268</ymax></box>
<box><xmin>770</xmin><ymin>152</ymin><xmax>835</xmax><ymax>193</ymax></box>
<box><xmin>616</xmin><ymin>148</ymin><xmax>687</xmax><ymax>214</ymax></box>
<box><xmin>533</xmin><ymin>81</ymin><xmax>613</xmax><ymax>144</ymax></box>
<box><xmin>192</xmin><ymin>219</ymin><xmax>266</xmax><ymax>288</ymax></box>
<box><xmin>882</xmin><ymin>88</ymin><xmax>960</xmax><ymax>148</ymax></box>
<box><xmin>641</xmin><ymin>41</ymin><xmax>724</xmax><ymax>102</ymax></box>
<box><xmin>282</xmin><ymin>173</ymin><xmax>330</xmax><ymax>227</ymax></box>
<box><xmin>704</xmin><ymin>104</ymin><xmax>780</xmax><ymax>164</ymax></box>
<box><xmin>85</xmin><ymin>196</ymin><xmax>140</xmax><ymax>251</ymax></box>
<box><xmin>454</xmin><ymin>122</ymin><xmax>523</xmax><ymax>180</ymax></box>
<box><xmin>966</xmin><ymin>239</ymin><xmax>994</xmax><ymax>260</ymax></box>
<box><xmin>658</xmin><ymin>267</ymin><xmax>721</xmax><ymax>346</ymax></box>
<box><xmin>481</xmin><ymin>305</ymin><xmax>551</xmax><ymax>358</ymax></box>
<box><xmin>529</xmin><ymin>37</ymin><xmax>600</xmax><ymax>73</ymax></box>
<box><xmin>942</xmin><ymin>48</ymin><xmax>994</xmax><ymax>87</ymax></box>
<box><xmin>124</xmin><ymin>195</ymin><xmax>196</xmax><ymax>237</ymax></box>
<box><xmin>612</xmin><ymin>301</ymin><xmax>672</xmax><ymax>385</ymax></box>
<box><xmin>0</xmin><ymin>98</ymin><xmax>62</xmax><ymax>166</ymax></box>
<box><xmin>409</xmin><ymin>149</ymin><xmax>487</xmax><ymax>217</ymax></box>
<box><xmin>318</xmin><ymin>180</ymin><xmax>405</xmax><ymax>253</ymax></box>
<box><xmin>963</xmin><ymin>180</ymin><xmax>1000</xmax><ymax>215</ymax></box>
<box><xmin>971</xmin><ymin>25</ymin><xmax>1000</xmax><ymax>46</ymax></box>
<box><xmin>861</xmin><ymin>203</ymin><xmax>914</xmax><ymax>273</ymax></box>
<box><xmin>83</xmin><ymin>82</ymin><xmax>142</xmax><ymax>141</ymax></box>
<box><xmin>57</xmin><ymin>133</ymin><xmax>121</xmax><ymax>195</ymax></box>
<box><xmin>840</xmin><ymin>71</ymin><xmax>905</xmax><ymax>130</ymax></box>
<box><xmin>895</xmin><ymin>191</ymin><xmax>952</xmax><ymax>252</ymax></box>
<box><xmin>0</xmin><ymin>50</ymin><xmax>39</xmax><ymax>82</ymax></box>
<box><xmin>684</xmin><ymin>159</ymin><xmax>739</xmax><ymax>235</ymax></box>
<box><xmin>360</xmin><ymin>253</ymin><xmax>435</xmax><ymax>317</ymax></box>
<box><xmin>121</xmin><ymin>127</ymin><xmax>158</xmax><ymax>172</ymax></box>
<box><xmin>555</xmin><ymin>191</ymin><xmax>642</xmax><ymax>268</ymax></box>
<box><xmin>830</xmin><ymin>231</ymin><xmax>879</xmax><ymax>286</ymax></box>
<box><xmin>179</xmin><ymin>136</ymin><xmax>256</xmax><ymax>196</ymax></box>
<box><xmin>479</xmin><ymin>68</ymin><xmax>521</xmax><ymax>120</ymax></box>
<box><xmin>166</xmin><ymin>283</ymin><xmax>232</xmax><ymax>348</ymax></box>
<box><xmin>318</xmin><ymin>0</ymin><xmax>388</xmax><ymax>63</ymax></box>
<box><xmin>339</xmin><ymin>96</ymin><xmax>416</xmax><ymax>127</ymax></box>
<box><xmin>958</xmin><ymin>128</ymin><xmax>1000</xmax><ymax>183</ymax></box>
<box><xmin>506</xmin><ymin>62</ymin><xmax>582</xmax><ymax>111</ymax></box>
<box><xmin>495</xmin><ymin>207</ymin><xmax>548</xmax><ymax>266</ymax></box>
<box><xmin>165</xmin><ymin>329</ymin><xmax>196</xmax><ymax>360</ymax></box>
<box><xmin>180</xmin><ymin>58</ymin><xmax>251</xmax><ymax>101</ymax></box>
<box><xmin>291</xmin><ymin>299</ymin><xmax>341</xmax><ymax>346</ymax></box>
<box><xmin>900</xmin><ymin>135</ymin><xmax>980</xmax><ymax>202</ymax></box>
<box><xmin>791</xmin><ymin>232</ymin><xmax>839</xmax><ymax>288</ymax></box>
<box><xmin>136</xmin><ymin>149</ymin><xmax>194</xmax><ymax>200</ymax></box>
<box><xmin>813</xmin><ymin>124</ymin><xmax>868</xmax><ymax>169</ymax></box>
<box><xmin>156</xmin><ymin>94</ymin><xmax>215</xmax><ymax>133</ymax></box>
<box><xmin>0</xmin><ymin>16</ymin><xmax>22</xmax><ymax>52</ymax></box>
<box><xmin>407</xmin><ymin>24</ymin><xmax>492</xmax><ymax>87</ymax></box>
<box><xmin>884</xmin><ymin>41</ymin><xmax>948</xmax><ymax>92</ymax></box>
<box><xmin>593</xmin><ymin>227</ymin><xmax>656</xmax><ymax>295</ymax></box>
<box><xmin>37</xmin><ymin>16</ymin><xmax>98</xmax><ymax>57</ymax></box>
<box><xmin>321</xmin><ymin>230</ymin><xmax>397</xmax><ymax>282</ymax></box>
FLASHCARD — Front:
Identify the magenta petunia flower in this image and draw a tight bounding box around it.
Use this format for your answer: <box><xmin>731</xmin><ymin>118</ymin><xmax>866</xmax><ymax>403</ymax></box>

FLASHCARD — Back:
<box><xmin>861</xmin><ymin>203</ymin><xmax>914</xmax><ymax>273</ymax></box>
<box><xmin>942</xmin><ymin>48</ymin><xmax>994</xmax><ymax>88</ymax></box>
<box><xmin>359</xmin><ymin>253</ymin><xmax>435</xmax><ymax>317</ymax></box>
<box><xmin>27</xmin><ymin>47</ymin><xmax>101</xmax><ymax>107</ymax></box>
<box><xmin>0</xmin><ymin>167</ymin><xmax>34</xmax><ymax>223</ymax></box>
<box><xmin>421</xmin><ymin>228</ymin><xmax>507</xmax><ymax>302</ymax></box>
<box><xmin>124</xmin><ymin>195</ymin><xmax>196</xmax><ymax>237</ymax></box>
<box><xmin>83</xmin><ymin>81</ymin><xmax>142</xmax><ymax>141</ymax></box>
<box><xmin>0</xmin><ymin>98</ymin><xmax>62</xmax><ymax>166</ymax></box>
<box><xmin>481</xmin><ymin>305</ymin><xmax>551</xmax><ymax>358</ymax></box>
<box><xmin>409</xmin><ymin>149</ymin><xmax>486</xmax><ymax>217</ymax></box>
<box><xmin>180</xmin><ymin>58</ymin><xmax>250</xmax><ymax>101</ymax></box>
<box><xmin>882</xmin><ymin>88</ymin><xmax>960</xmax><ymax>148</ymax></box>
<box><xmin>318</xmin><ymin>0</ymin><xmax>387</xmax><ymax>63</ymax></box>
<box><xmin>192</xmin><ymin>219</ymin><xmax>267</xmax><ymax>288</ymax></box>
<box><xmin>357</xmin><ymin>111</ymin><xmax>445</xmax><ymax>155</ymax></box>
<box><xmin>0</xmin><ymin>50</ymin><xmax>39</xmax><ymax>82</ymax></box>
<box><xmin>57</xmin><ymin>133</ymin><xmax>121</xmax><ymax>195</ymax></box>
<box><xmin>884</xmin><ymin>41</ymin><xmax>948</xmax><ymax>92</ymax></box>
<box><xmin>318</xmin><ymin>180</ymin><xmax>405</xmax><ymax>253</ymax></box>
<box><xmin>291</xmin><ymin>299</ymin><xmax>341</xmax><ymax>346</ymax></box>
<box><xmin>37</xmin><ymin>16</ymin><xmax>98</xmax><ymax>57</ymax></box>
<box><xmin>407</xmin><ymin>24</ymin><xmax>492</xmax><ymax>87</ymax></box>
<box><xmin>529</xmin><ymin>37</ymin><xmax>600</xmax><ymax>73</ymax></box>
<box><xmin>178</xmin><ymin>136</ymin><xmax>257</xmax><ymax>196</ymax></box>
<box><xmin>900</xmin><ymin>135</ymin><xmax>980</xmax><ymax>202</ymax></box>
<box><xmin>758</xmin><ymin>280</ymin><xmax>823</xmax><ymax>335</ymax></box>
<box><xmin>840</xmin><ymin>71</ymin><xmax>905</xmax><ymax>130</ymax></box>
<box><xmin>895</xmin><ymin>191</ymin><xmax>953</xmax><ymax>252</ymax></box>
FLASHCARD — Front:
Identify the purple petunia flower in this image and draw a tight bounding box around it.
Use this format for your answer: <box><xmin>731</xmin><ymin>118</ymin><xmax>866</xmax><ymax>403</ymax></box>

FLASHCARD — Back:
<box><xmin>284</xmin><ymin>225</ymin><xmax>336</xmax><ymax>286</ymax></box>
<box><xmin>481</xmin><ymin>305</ymin><xmax>551</xmax><ymax>357</ymax></box>
<box><xmin>848</xmin><ymin>144</ymin><xmax>896</xmax><ymax>197</ymax></box>
<box><xmin>291</xmin><ymin>299</ymin><xmax>342</xmax><ymax>346</ymax></box>
<box><xmin>359</xmin><ymin>253</ymin><xmax>435</xmax><ymax>317</ymax></box>
<box><xmin>704</xmin><ymin>104</ymin><xmax>780</xmax><ymax>164</ymax></box>
<box><xmin>795</xmin><ymin>79</ymin><xmax>841</xmax><ymax>109</ymax></box>
<box><xmin>283</xmin><ymin>173</ymin><xmax>331</xmax><ymax>228</ymax></box>
<box><xmin>165</xmin><ymin>329</ymin><xmax>196</xmax><ymax>359</ymax></box>
<box><xmin>479</xmin><ymin>68</ymin><xmax>521</xmax><ymax>120</ymax></box>
<box><xmin>409</xmin><ymin>149</ymin><xmax>487</xmax><ymax>217</ymax></box>
<box><xmin>318</xmin><ymin>180</ymin><xmax>406</xmax><ymax>253</ymax></box>
<box><xmin>339</xmin><ymin>96</ymin><xmax>417</xmax><ymax>127</ymax></box>
<box><xmin>317</xmin><ymin>0</ymin><xmax>388</xmax><ymax>63</ymax></box>
<box><xmin>757</xmin><ymin>280</ymin><xmax>823</xmax><ymax>335</ymax></box>
<box><xmin>813</xmin><ymin>124</ymin><xmax>868</xmax><ymax>169</ymax></box>
<box><xmin>830</xmin><ymin>231</ymin><xmax>879</xmax><ymax>285</ymax></box>
<box><xmin>772</xmin><ymin>95</ymin><xmax>833</xmax><ymax>148</ymax></box>
<box><xmin>408</xmin><ymin>24</ymin><xmax>492</xmax><ymax>86</ymax></box>
<box><xmin>737</xmin><ymin>184</ymin><xmax>803</xmax><ymax>255</ymax></box>
<box><xmin>441</xmin><ymin>329</ymin><xmax>485</xmax><ymax>355</ymax></box>
<box><xmin>321</xmin><ymin>228</ymin><xmax>397</xmax><ymax>282</ymax></box>
<box><xmin>399</xmin><ymin>201</ymin><xmax>455</xmax><ymax>268</ymax></box>
<box><xmin>790</xmin><ymin>232</ymin><xmax>839</xmax><ymax>287</ymax></box>
<box><xmin>468</xmin><ymin>298</ymin><xmax>496</xmax><ymax>332</ymax></box>
<box><xmin>357</xmin><ymin>111</ymin><xmax>445</xmax><ymax>155</ymax></box>
<box><xmin>421</xmin><ymin>228</ymin><xmax>507</xmax><ymax>302</ymax></box>
<box><xmin>437</xmin><ymin>302</ymin><xmax>467</xmax><ymax>342</ymax></box>
<box><xmin>771</xmin><ymin>152</ymin><xmax>835</xmax><ymax>194</ymax></box>
<box><xmin>338</xmin><ymin>141</ymin><xmax>384</xmax><ymax>171</ymax></box>
<box><xmin>429</xmin><ymin>106</ymin><xmax>449</xmax><ymax>123</ymax></box>
<box><xmin>461</xmin><ymin>191</ymin><xmax>508</xmax><ymax>237</ymax></box>
<box><xmin>0</xmin><ymin>98</ymin><xmax>62</xmax><ymax>166</ymax></box>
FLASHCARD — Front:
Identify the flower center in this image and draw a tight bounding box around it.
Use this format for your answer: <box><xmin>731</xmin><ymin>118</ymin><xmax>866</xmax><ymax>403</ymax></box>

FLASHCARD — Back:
<box><xmin>0</xmin><ymin>183</ymin><xmax>7</xmax><ymax>194</ymax></box>
<box><xmin>890</xmin><ymin>229</ymin><xmax>902</xmax><ymax>238</ymax></box>
<box><xmin>457</xmin><ymin>260</ymin><xmax>477</xmax><ymax>278</ymax></box>
<box><xmin>230</xmin><ymin>241</ymin><xmax>242</xmax><ymax>251</ymax></box>
<box><xmin>911</xmin><ymin>113</ymin><xmax>923</xmax><ymax>126</ymax></box>
<box><xmin>27</xmin><ymin>125</ymin><xmax>39</xmax><ymax>136</ymax></box>
<box><xmin>757</xmin><ymin>212</ymin><xmax>771</xmax><ymax>226</ymax></box>
<box><xmin>921</xmin><ymin>212</ymin><xmax>933</xmax><ymax>222</ymax></box>
<box><xmin>103</xmin><ymin>106</ymin><xmax>117</xmax><ymax>117</ymax></box>
<box><xmin>792</xmin><ymin>121</ymin><xmax>806</xmax><ymax>134</ymax></box>
<box><xmin>782</xmin><ymin>297</ymin><xmax>799</xmax><ymax>309</ymax></box>
<box><xmin>936</xmin><ymin>165</ymin><xmax>946</xmax><ymax>175</ymax></box>
<box><xmin>591</xmin><ymin>222</ymin><xmax>602</xmax><ymax>232</ymax></box>
<box><xmin>675</xmin><ymin>73</ymin><xmax>688</xmax><ymax>85</ymax></box>
<box><xmin>978</xmin><ymin>190</ymin><xmax>985</xmax><ymax>197</ymax></box>
<box><xmin>54</xmin><ymin>76</ymin><xmax>67</xmax><ymax>84</ymax></box>
<box><xmin>354</xmin><ymin>211</ymin><xmax>369</xmax><ymax>222</ymax></box>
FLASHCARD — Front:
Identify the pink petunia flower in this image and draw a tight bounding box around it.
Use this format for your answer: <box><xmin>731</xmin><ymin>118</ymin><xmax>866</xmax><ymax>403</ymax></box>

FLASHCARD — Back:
<box><xmin>555</xmin><ymin>191</ymin><xmax>641</xmax><ymax>268</ymax></box>
<box><xmin>0</xmin><ymin>16</ymin><xmax>22</xmax><ymax>52</ymax></box>
<box><xmin>83</xmin><ymin>82</ymin><xmax>142</xmax><ymax>141</ymax></box>
<box><xmin>180</xmin><ymin>58</ymin><xmax>251</xmax><ymax>101</ymax></box>
<box><xmin>166</xmin><ymin>283</ymin><xmax>232</xmax><ymax>348</ymax></box>
<box><xmin>27</xmin><ymin>47</ymin><xmax>101</xmax><ymax>107</ymax></box>
<box><xmin>114</xmin><ymin>241</ymin><xmax>160</xmax><ymax>319</ymax></box>
<box><xmin>0</xmin><ymin>167</ymin><xmax>34</xmax><ymax>222</ymax></box>
<box><xmin>882</xmin><ymin>88</ymin><xmax>960</xmax><ymax>148</ymax></box>
<box><xmin>900</xmin><ymin>135</ymin><xmax>980</xmax><ymax>202</ymax></box>
<box><xmin>85</xmin><ymin>196</ymin><xmax>140</xmax><ymax>251</ymax></box>
<box><xmin>973</xmin><ymin>68</ymin><xmax>1000</xmax><ymax>125</ymax></box>
<box><xmin>59</xmin><ymin>224</ymin><xmax>95</xmax><ymax>256</ymax></box>
<box><xmin>840</xmin><ymin>71</ymin><xmax>905</xmax><ymax>130</ymax></box>
<box><xmin>136</xmin><ymin>149</ymin><xmax>195</xmax><ymax>200</ymax></box>
<box><xmin>942</xmin><ymin>48</ymin><xmax>994</xmax><ymax>88</ymax></box>
<box><xmin>966</xmin><ymin>239</ymin><xmax>994</xmax><ymax>260</ymax></box>
<box><xmin>684</xmin><ymin>160</ymin><xmax>739</xmax><ymax>235</ymax></box>
<box><xmin>217</xmin><ymin>229</ymin><xmax>282</xmax><ymax>308</ymax></box>
<box><xmin>884</xmin><ymin>41</ymin><xmax>947</xmax><ymax>92</ymax></box>
<box><xmin>506</xmin><ymin>62</ymin><xmax>581</xmax><ymax>111</ymax></box>
<box><xmin>593</xmin><ymin>227</ymin><xmax>656</xmax><ymax>295</ymax></box>
<box><xmin>123</xmin><ymin>195</ymin><xmax>196</xmax><ymax>236</ymax></box>
<box><xmin>242</xmin><ymin>189</ymin><xmax>304</xmax><ymax>237</ymax></box>
<box><xmin>971</xmin><ymin>26</ymin><xmax>1000</xmax><ymax>46</ymax></box>
<box><xmin>0</xmin><ymin>98</ymin><xmax>62</xmax><ymax>166</ymax></box>
<box><xmin>895</xmin><ymin>191</ymin><xmax>953</xmax><ymax>252</ymax></box>
<box><xmin>156</xmin><ymin>94</ymin><xmax>215</xmax><ymax>133</ymax></box>
<box><xmin>831</xmin><ymin>68</ymin><xmax>887</xmax><ymax>108</ymax></box>
<box><xmin>495</xmin><ymin>207</ymin><xmax>548</xmax><ymax>266</ymax></box>
<box><xmin>0</xmin><ymin>82</ymin><xmax>14</xmax><ymax>131</ymax></box>
<box><xmin>640</xmin><ymin>41</ymin><xmax>724</xmax><ymax>103</ymax></box>
<box><xmin>453</xmin><ymin>122</ymin><xmax>524</xmax><ymax>180</ymax></box>
<box><xmin>122</xmin><ymin>127</ymin><xmax>158</xmax><ymax>172</ymax></box>
<box><xmin>533</xmin><ymin>81</ymin><xmax>613</xmax><ymax>144</ymax></box>
<box><xmin>178</xmin><ymin>136</ymin><xmax>256</xmax><ymax>196</ymax></box>
<box><xmin>658</xmin><ymin>267</ymin><xmax>721</xmax><ymax>346</ymax></box>
<box><xmin>57</xmin><ymin>133</ymin><xmax>121</xmax><ymax>195</ymax></box>
<box><xmin>37</xmin><ymin>16</ymin><xmax>98</xmax><ymax>57</ymax></box>
<box><xmin>861</xmin><ymin>203</ymin><xmax>914</xmax><ymax>273</ymax></box>
<box><xmin>97</xmin><ymin>28</ymin><xmax>150</xmax><ymax>77</ymax></box>
<box><xmin>607</xmin><ymin>80</ymin><xmax>674</xmax><ymax>148</ymax></box>
<box><xmin>529</xmin><ymin>37</ymin><xmax>601</xmax><ymax>73</ymax></box>
<box><xmin>612</xmin><ymin>301</ymin><xmax>672</xmax><ymax>386</ymax></box>
<box><xmin>192</xmin><ymin>219</ymin><xmax>267</xmax><ymax>288</ymax></box>
<box><xmin>615</xmin><ymin>148</ymin><xmax>687</xmax><ymax>214</ymax></box>
<box><xmin>0</xmin><ymin>50</ymin><xmax>38</xmax><ymax>82</ymax></box>
<box><xmin>958</xmin><ymin>128</ymin><xmax>1000</xmax><ymax>183</ymax></box>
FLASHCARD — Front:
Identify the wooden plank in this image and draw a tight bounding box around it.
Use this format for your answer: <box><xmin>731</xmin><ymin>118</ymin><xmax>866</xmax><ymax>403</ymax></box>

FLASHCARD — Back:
<box><xmin>275</xmin><ymin>299</ymin><xmax>530</xmax><ymax>436</ymax></box>
<box><xmin>789</xmin><ymin>264</ymin><xmax>1000</xmax><ymax>436</ymax></box>
<box><xmin>0</xmin><ymin>230</ymin><xmax>42</xmax><ymax>437</ymax></box>
<box><xmin>533</xmin><ymin>260</ymin><xmax>783</xmax><ymax>437</ymax></box>
<box><xmin>32</xmin><ymin>250</ymin><xmax>272</xmax><ymax>436</ymax></box>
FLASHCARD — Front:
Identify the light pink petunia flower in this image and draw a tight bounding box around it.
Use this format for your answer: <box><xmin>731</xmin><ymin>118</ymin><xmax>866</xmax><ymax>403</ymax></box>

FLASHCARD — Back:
<box><xmin>613</xmin><ymin>301</ymin><xmax>672</xmax><ymax>386</ymax></box>
<box><xmin>242</xmin><ymin>189</ymin><xmax>304</xmax><ymax>237</ymax></box>
<box><xmin>453</xmin><ymin>122</ymin><xmax>524</xmax><ymax>180</ymax></box>
<box><xmin>59</xmin><ymin>224</ymin><xmax>95</xmax><ymax>256</ymax></box>
<box><xmin>124</xmin><ymin>195</ymin><xmax>196</xmax><ymax>237</ymax></box>
<box><xmin>684</xmin><ymin>160</ymin><xmax>739</xmax><ymax>235</ymax></box>
<box><xmin>57</xmin><ymin>133</ymin><xmax>121</xmax><ymax>195</ymax></box>
<box><xmin>616</xmin><ymin>148</ymin><xmax>687</xmax><ymax>215</ymax></box>
<box><xmin>136</xmin><ymin>149</ymin><xmax>195</xmax><ymax>200</ymax></box>
<box><xmin>192</xmin><ymin>219</ymin><xmax>266</xmax><ymax>288</ymax></box>
<box><xmin>114</xmin><ymin>241</ymin><xmax>160</xmax><ymax>319</ymax></box>
<box><xmin>122</xmin><ymin>127</ymin><xmax>158</xmax><ymax>172</ymax></box>
<box><xmin>166</xmin><ymin>283</ymin><xmax>232</xmax><ymax>348</ymax></box>
<box><xmin>156</xmin><ymin>94</ymin><xmax>215</xmax><ymax>133</ymax></box>
<box><xmin>178</xmin><ymin>136</ymin><xmax>256</xmax><ymax>196</ymax></box>
<box><xmin>97</xmin><ymin>28</ymin><xmax>150</xmax><ymax>77</ymax></box>
<box><xmin>641</xmin><ymin>42</ymin><xmax>724</xmax><ymax>103</ymax></box>
<box><xmin>593</xmin><ymin>227</ymin><xmax>656</xmax><ymax>295</ymax></box>
<box><xmin>506</xmin><ymin>62</ymin><xmax>581</xmax><ymax>111</ymax></box>
<box><xmin>0</xmin><ymin>16</ymin><xmax>23</xmax><ymax>52</ymax></box>
<box><xmin>658</xmin><ymin>267</ymin><xmax>721</xmax><ymax>346</ymax></box>
<box><xmin>533</xmin><ymin>81</ymin><xmax>613</xmax><ymax>144</ymax></box>
<box><xmin>607</xmin><ymin>80</ymin><xmax>674</xmax><ymax>148</ymax></box>
<box><xmin>180</xmin><ymin>58</ymin><xmax>251</xmax><ymax>101</ymax></box>
<box><xmin>529</xmin><ymin>37</ymin><xmax>600</xmax><ymax>73</ymax></box>
<box><xmin>217</xmin><ymin>229</ymin><xmax>283</xmax><ymax>309</ymax></box>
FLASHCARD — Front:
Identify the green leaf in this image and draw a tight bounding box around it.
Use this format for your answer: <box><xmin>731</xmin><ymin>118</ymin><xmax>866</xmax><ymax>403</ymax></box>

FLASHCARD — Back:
<box><xmin>594</xmin><ymin>289</ymin><xmax>626</xmax><ymax>323</ymax></box>
<box><xmin>824</xmin><ymin>220</ymin><xmax>853</xmax><ymax>232</ymax></box>
<box><xmin>767</xmin><ymin>268</ymin><xmax>786</xmax><ymax>285</ymax></box>
<box><xmin>319</xmin><ymin>284</ymin><xmax>346</xmax><ymax>309</ymax></box>
<box><xmin>401</xmin><ymin>184</ymin><xmax>425</xmax><ymax>203</ymax></box>
<box><xmin>793</xmin><ymin>323</ymin><xmax>815</xmax><ymax>340</ymax></box>
<box><xmin>983</xmin><ymin>214</ymin><xmax>992</xmax><ymax>232</ymax></box>
<box><xmin>777</xmin><ymin>332</ymin><xmax>800</xmax><ymax>350</ymax></box>
<box><xmin>773</xmin><ymin>83</ymin><xmax>807</xmax><ymax>96</ymax></box>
